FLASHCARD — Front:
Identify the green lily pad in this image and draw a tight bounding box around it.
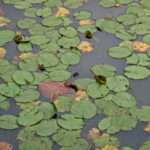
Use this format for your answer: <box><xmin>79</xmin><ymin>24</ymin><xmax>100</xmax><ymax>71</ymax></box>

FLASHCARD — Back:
<box><xmin>19</xmin><ymin>137</ymin><xmax>53</xmax><ymax>150</ymax></box>
<box><xmin>18</xmin><ymin>108</ymin><xmax>43</xmax><ymax>126</ymax></box>
<box><xmin>91</xmin><ymin>64</ymin><xmax>116</xmax><ymax>77</ymax></box>
<box><xmin>74</xmin><ymin>11</ymin><xmax>92</xmax><ymax>20</ymax></box>
<box><xmin>60</xmin><ymin>52</ymin><xmax>80</xmax><ymax>65</ymax></box>
<box><xmin>17</xmin><ymin>18</ymin><xmax>36</xmax><ymax>29</ymax></box>
<box><xmin>42</xmin><ymin>16</ymin><xmax>62</xmax><ymax>27</ymax></box>
<box><xmin>12</xmin><ymin>70</ymin><xmax>34</xmax><ymax>85</ymax></box>
<box><xmin>0</xmin><ymin>115</ymin><xmax>18</xmax><ymax>129</ymax></box>
<box><xmin>57</xmin><ymin>36</ymin><xmax>80</xmax><ymax>49</ymax></box>
<box><xmin>124</xmin><ymin>65</ymin><xmax>150</xmax><ymax>79</ymax></box>
<box><xmin>38</xmin><ymin>102</ymin><xmax>55</xmax><ymax>119</ymax></box>
<box><xmin>57</xmin><ymin>114</ymin><xmax>84</xmax><ymax>130</ymax></box>
<box><xmin>87</xmin><ymin>82</ymin><xmax>109</xmax><ymax>98</ymax></box>
<box><xmin>18</xmin><ymin>43</ymin><xmax>32</xmax><ymax>52</ymax></box>
<box><xmin>52</xmin><ymin>129</ymin><xmax>81</xmax><ymax>147</ymax></box>
<box><xmin>112</xmin><ymin>92</ymin><xmax>136</xmax><ymax>108</ymax></box>
<box><xmin>140</xmin><ymin>140</ymin><xmax>150</xmax><ymax>150</ymax></box>
<box><xmin>106</xmin><ymin>75</ymin><xmax>129</xmax><ymax>92</ymax></box>
<box><xmin>71</xmin><ymin>100</ymin><xmax>97</xmax><ymax>119</ymax></box>
<box><xmin>0</xmin><ymin>82</ymin><xmax>20</xmax><ymax>97</ymax></box>
<box><xmin>30</xmin><ymin>35</ymin><xmax>50</xmax><ymax>45</ymax></box>
<box><xmin>0</xmin><ymin>30</ymin><xmax>15</xmax><ymax>46</ymax></box>
<box><xmin>109</xmin><ymin>46</ymin><xmax>132</xmax><ymax>59</ymax></box>
<box><xmin>49</xmin><ymin>70</ymin><xmax>71</xmax><ymax>81</ymax></box>
<box><xmin>38</xmin><ymin>53</ymin><xmax>59</xmax><ymax>67</ymax></box>
<box><xmin>35</xmin><ymin>120</ymin><xmax>59</xmax><ymax>136</ymax></box>
<box><xmin>137</xmin><ymin>106</ymin><xmax>150</xmax><ymax>121</ymax></box>
<box><xmin>98</xmin><ymin>115</ymin><xmax>137</xmax><ymax>133</ymax></box>
<box><xmin>74</xmin><ymin>78</ymin><xmax>95</xmax><ymax>90</ymax></box>
<box><xmin>19</xmin><ymin>58</ymin><xmax>38</xmax><ymax>71</ymax></box>
<box><xmin>54</xmin><ymin>96</ymin><xmax>72</xmax><ymax>113</ymax></box>
<box><xmin>15</xmin><ymin>89</ymin><xmax>40</xmax><ymax>103</ymax></box>
<box><xmin>59</xmin><ymin>26</ymin><xmax>77</xmax><ymax>38</ymax></box>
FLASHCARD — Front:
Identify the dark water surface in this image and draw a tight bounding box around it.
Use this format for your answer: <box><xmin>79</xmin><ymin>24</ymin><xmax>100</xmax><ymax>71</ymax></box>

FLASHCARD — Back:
<box><xmin>0</xmin><ymin>0</ymin><xmax>150</xmax><ymax>150</ymax></box>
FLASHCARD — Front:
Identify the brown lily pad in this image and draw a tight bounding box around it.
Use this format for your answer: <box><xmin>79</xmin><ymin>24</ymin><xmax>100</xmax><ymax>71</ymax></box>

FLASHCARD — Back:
<box><xmin>38</xmin><ymin>81</ymin><xmax>75</xmax><ymax>100</ymax></box>
<box><xmin>0</xmin><ymin>141</ymin><xmax>13</xmax><ymax>150</ymax></box>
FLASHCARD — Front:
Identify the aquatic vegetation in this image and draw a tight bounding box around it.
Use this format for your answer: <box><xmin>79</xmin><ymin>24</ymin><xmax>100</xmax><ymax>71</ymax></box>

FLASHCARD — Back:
<box><xmin>0</xmin><ymin>0</ymin><xmax>149</xmax><ymax>149</ymax></box>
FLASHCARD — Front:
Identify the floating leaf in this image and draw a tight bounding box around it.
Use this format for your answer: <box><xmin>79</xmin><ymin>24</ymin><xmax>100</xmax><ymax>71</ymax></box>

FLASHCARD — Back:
<box><xmin>0</xmin><ymin>47</ymin><xmax>6</xmax><ymax>58</ymax></box>
<box><xmin>71</xmin><ymin>100</ymin><xmax>97</xmax><ymax>119</ymax></box>
<box><xmin>57</xmin><ymin>114</ymin><xmax>84</xmax><ymax>130</ymax></box>
<box><xmin>137</xmin><ymin>106</ymin><xmax>150</xmax><ymax>121</ymax></box>
<box><xmin>106</xmin><ymin>75</ymin><xmax>129</xmax><ymax>92</ymax></box>
<box><xmin>124</xmin><ymin>65</ymin><xmax>150</xmax><ymax>79</ymax></box>
<box><xmin>52</xmin><ymin>129</ymin><xmax>81</xmax><ymax>147</ymax></box>
<box><xmin>42</xmin><ymin>16</ymin><xmax>62</xmax><ymax>27</ymax></box>
<box><xmin>91</xmin><ymin>64</ymin><xmax>116</xmax><ymax>77</ymax></box>
<box><xmin>12</xmin><ymin>70</ymin><xmax>34</xmax><ymax>85</ymax></box>
<box><xmin>18</xmin><ymin>108</ymin><xmax>43</xmax><ymax>126</ymax></box>
<box><xmin>60</xmin><ymin>52</ymin><xmax>80</xmax><ymax>65</ymax></box>
<box><xmin>59</xmin><ymin>26</ymin><xmax>77</xmax><ymax>38</ymax></box>
<box><xmin>49</xmin><ymin>70</ymin><xmax>71</xmax><ymax>81</ymax></box>
<box><xmin>38</xmin><ymin>102</ymin><xmax>55</xmax><ymax>119</ymax></box>
<box><xmin>109</xmin><ymin>46</ymin><xmax>132</xmax><ymax>58</ymax></box>
<box><xmin>54</xmin><ymin>96</ymin><xmax>72</xmax><ymax>112</ymax></box>
<box><xmin>139</xmin><ymin>140</ymin><xmax>150</xmax><ymax>150</ymax></box>
<box><xmin>35</xmin><ymin>120</ymin><xmax>59</xmax><ymax>136</ymax></box>
<box><xmin>0</xmin><ymin>30</ymin><xmax>15</xmax><ymax>46</ymax></box>
<box><xmin>15</xmin><ymin>89</ymin><xmax>40</xmax><ymax>103</ymax></box>
<box><xmin>98</xmin><ymin>115</ymin><xmax>137</xmax><ymax>133</ymax></box>
<box><xmin>19</xmin><ymin>137</ymin><xmax>52</xmax><ymax>150</ymax></box>
<box><xmin>74</xmin><ymin>11</ymin><xmax>92</xmax><ymax>20</ymax></box>
<box><xmin>112</xmin><ymin>92</ymin><xmax>136</xmax><ymax>108</ymax></box>
<box><xmin>87</xmin><ymin>82</ymin><xmax>109</xmax><ymax>98</ymax></box>
<box><xmin>0</xmin><ymin>115</ymin><xmax>18</xmax><ymax>129</ymax></box>
<box><xmin>38</xmin><ymin>53</ymin><xmax>59</xmax><ymax>67</ymax></box>
<box><xmin>0</xmin><ymin>82</ymin><xmax>20</xmax><ymax>97</ymax></box>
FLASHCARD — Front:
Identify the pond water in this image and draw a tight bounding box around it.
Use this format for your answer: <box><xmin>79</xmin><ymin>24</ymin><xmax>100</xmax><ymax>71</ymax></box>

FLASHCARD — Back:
<box><xmin>0</xmin><ymin>0</ymin><xmax>150</xmax><ymax>150</ymax></box>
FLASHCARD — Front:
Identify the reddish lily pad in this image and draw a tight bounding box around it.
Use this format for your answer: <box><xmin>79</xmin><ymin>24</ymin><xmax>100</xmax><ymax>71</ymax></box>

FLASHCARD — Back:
<box><xmin>38</xmin><ymin>81</ymin><xmax>75</xmax><ymax>100</ymax></box>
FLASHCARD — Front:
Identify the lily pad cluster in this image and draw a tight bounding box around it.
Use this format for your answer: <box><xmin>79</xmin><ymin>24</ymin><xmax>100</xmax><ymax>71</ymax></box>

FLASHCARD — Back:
<box><xmin>0</xmin><ymin>0</ymin><xmax>149</xmax><ymax>150</ymax></box>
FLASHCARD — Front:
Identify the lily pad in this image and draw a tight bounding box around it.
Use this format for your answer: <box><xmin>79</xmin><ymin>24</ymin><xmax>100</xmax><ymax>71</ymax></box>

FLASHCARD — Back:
<box><xmin>12</xmin><ymin>70</ymin><xmax>34</xmax><ymax>85</ymax></box>
<box><xmin>15</xmin><ymin>89</ymin><xmax>40</xmax><ymax>103</ymax></box>
<box><xmin>35</xmin><ymin>120</ymin><xmax>59</xmax><ymax>136</ymax></box>
<box><xmin>57</xmin><ymin>114</ymin><xmax>84</xmax><ymax>130</ymax></box>
<box><xmin>71</xmin><ymin>100</ymin><xmax>97</xmax><ymax>119</ymax></box>
<box><xmin>49</xmin><ymin>70</ymin><xmax>71</xmax><ymax>81</ymax></box>
<box><xmin>106</xmin><ymin>75</ymin><xmax>129</xmax><ymax>92</ymax></box>
<box><xmin>91</xmin><ymin>64</ymin><xmax>116</xmax><ymax>77</ymax></box>
<box><xmin>0</xmin><ymin>30</ymin><xmax>15</xmax><ymax>46</ymax></box>
<box><xmin>60</xmin><ymin>52</ymin><xmax>80</xmax><ymax>65</ymax></box>
<box><xmin>87</xmin><ymin>82</ymin><xmax>109</xmax><ymax>98</ymax></box>
<box><xmin>112</xmin><ymin>92</ymin><xmax>136</xmax><ymax>108</ymax></box>
<box><xmin>18</xmin><ymin>108</ymin><xmax>43</xmax><ymax>126</ymax></box>
<box><xmin>124</xmin><ymin>65</ymin><xmax>150</xmax><ymax>79</ymax></box>
<box><xmin>109</xmin><ymin>46</ymin><xmax>132</xmax><ymax>59</ymax></box>
<box><xmin>0</xmin><ymin>115</ymin><xmax>18</xmax><ymax>129</ymax></box>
